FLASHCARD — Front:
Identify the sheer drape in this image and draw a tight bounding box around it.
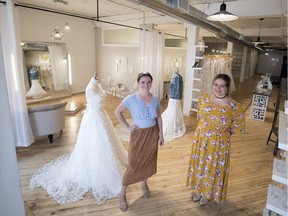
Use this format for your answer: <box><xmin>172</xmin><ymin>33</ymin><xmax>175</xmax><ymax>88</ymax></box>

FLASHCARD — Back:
<box><xmin>48</xmin><ymin>45</ymin><xmax>68</xmax><ymax>91</ymax></box>
<box><xmin>0</xmin><ymin>1</ymin><xmax>34</xmax><ymax>147</ymax></box>
<box><xmin>140</xmin><ymin>29</ymin><xmax>164</xmax><ymax>100</ymax></box>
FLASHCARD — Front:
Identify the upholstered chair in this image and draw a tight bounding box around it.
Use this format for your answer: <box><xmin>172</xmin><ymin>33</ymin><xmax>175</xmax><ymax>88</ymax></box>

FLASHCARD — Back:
<box><xmin>28</xmin><ymin>101</ymin><xmax>68</xmax><ymax>143</ymax></box>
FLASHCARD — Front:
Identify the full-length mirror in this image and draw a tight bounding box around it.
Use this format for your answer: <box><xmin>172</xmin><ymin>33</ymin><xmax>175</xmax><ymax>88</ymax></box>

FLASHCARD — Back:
<box><xmin>22</xmin><ymin>42</ymin><xmax>71</xmax><ymax>104</ymax></box>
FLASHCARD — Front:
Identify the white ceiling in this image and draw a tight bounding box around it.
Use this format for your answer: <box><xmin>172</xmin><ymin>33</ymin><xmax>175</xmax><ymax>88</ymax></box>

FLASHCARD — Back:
<box><xmin>14</xmin><ymin>0</ymin><xmax>287</xmax><ymax>49</ymax></box>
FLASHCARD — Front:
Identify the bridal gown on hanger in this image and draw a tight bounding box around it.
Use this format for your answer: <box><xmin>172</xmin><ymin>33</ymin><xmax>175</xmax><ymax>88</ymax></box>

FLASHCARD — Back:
<box><xmin>29</xmin><ymin>77</ymin><xmax>128</xmax><ymax>204</ymax></box>
<box><xmin>201</xmin><ymin>55</ymin><xmax>235</xmax><ymax>94</ymax></box>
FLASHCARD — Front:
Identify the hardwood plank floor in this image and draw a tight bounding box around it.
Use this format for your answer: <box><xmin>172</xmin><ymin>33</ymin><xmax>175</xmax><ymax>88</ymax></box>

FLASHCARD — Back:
<box><xmin>17</xmin><ymin>75</ymin><xmax>282</xmax><ymax>216</ymax></box>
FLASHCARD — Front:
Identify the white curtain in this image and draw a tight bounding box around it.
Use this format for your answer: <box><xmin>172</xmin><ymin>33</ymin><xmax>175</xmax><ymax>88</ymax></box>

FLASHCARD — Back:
<box><xmin>140</xmin><ymin>29</ymin><xmax>164</xmax><ymax>100</ymax></box>
<box><xmin>0</xmin><ymin>1</ymin><xmax>34</xmax><ymax>147</ymax></box>
<box><xmin>48</xmin><ymin>44</ymin><xmax>68</xmax><ymax>91</ymax></box>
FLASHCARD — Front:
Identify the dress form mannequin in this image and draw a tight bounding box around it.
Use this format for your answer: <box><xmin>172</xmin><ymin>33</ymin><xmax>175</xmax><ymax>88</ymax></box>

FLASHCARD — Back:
<box><xmin>26</xmin><ymin>67</ymin><xmax>48</xmax><ymax>98</ymax></box>
<box><xmin>161</xmin><ymin>69</ymin><xmax>186</xmax><ymax>141</ymax></box>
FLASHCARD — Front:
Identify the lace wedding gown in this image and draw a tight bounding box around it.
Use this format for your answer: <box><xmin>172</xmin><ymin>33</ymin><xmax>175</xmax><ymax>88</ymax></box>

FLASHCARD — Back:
<box><xmin>161</xmin><ymin>98</ymin><xmax>186</xmax><ymax>141</ymax></box>
<box><xmin>29</xmin><ymin>78</ymin><xmax>128</xmax><ymax>204</ymax></box>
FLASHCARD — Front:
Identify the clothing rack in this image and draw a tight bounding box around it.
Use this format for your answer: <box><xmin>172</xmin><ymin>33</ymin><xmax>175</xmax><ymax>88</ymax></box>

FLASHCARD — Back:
<box><xmin>203</xmin><ymin>54</ymin><xmax>233</xmax><ymax>60</ymax></box>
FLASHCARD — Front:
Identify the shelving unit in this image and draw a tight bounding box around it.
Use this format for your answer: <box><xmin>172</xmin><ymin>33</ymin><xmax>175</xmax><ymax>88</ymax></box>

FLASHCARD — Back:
<box><xmin>272</xmin><ymin>158</ymin><xmax>287</xmax><ymax>185</ymax></box>
<box><xmin>278</xmin><ymin>111</ymin><xmax>288</xmax><ymax>151</ymax></box>
<box><xmin>190</xmin><ymin>44</ymin><xmax>207</xmax><ymax>113</ymax></box>
<box><xmin>266</xmin><ymin>184</ymin><xmax>287</xmax><ymax>216</ymax></box>
<box><xmin>265</xmin><ymin>96</ymin><xmax>288</xmax><ymax>215</ymax></box>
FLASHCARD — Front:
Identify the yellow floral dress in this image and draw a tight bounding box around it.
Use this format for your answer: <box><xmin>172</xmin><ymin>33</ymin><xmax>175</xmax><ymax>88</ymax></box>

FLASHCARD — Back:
<box><xmin>186</xmin><ymin>93</ymin><xmax>245</xmax><ymax>203</ymax></box>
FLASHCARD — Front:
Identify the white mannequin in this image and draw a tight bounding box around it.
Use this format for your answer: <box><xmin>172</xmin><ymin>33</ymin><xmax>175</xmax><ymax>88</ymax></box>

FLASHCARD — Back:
<box><xmin>26</xmin><ymin>79</ymin><xmax>48</xmax><ymax>98</ymax></box>
<box><xmin>91</xmin><ymin>73</ymin><xmax>98</xmax><ymax>84</ymax></box>
<box><xmin>89</xmin><ymin>77</ymin><xmax>98</xmax><ymax>86</ymax></box>
<box><xmin>87</xmin><ymin>74</ymin><xmax>105</xmax><ymax>98</ymax></box>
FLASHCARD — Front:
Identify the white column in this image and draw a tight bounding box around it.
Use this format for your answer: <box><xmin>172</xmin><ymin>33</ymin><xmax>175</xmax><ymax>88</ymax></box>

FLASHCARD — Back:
<box><xmin>250</xmin><ymin>49</ymin><xmax>258</xmax><ymax>77</ymax></box>
<box><xmin>240</xmin><ymin>47</ymin><xmax>248</xmax><ymax>82</ymax></box>
<box><xmin>227</xmin><ymin>42</ymin><xmax>233</xmax><ymax>55</ymax></box>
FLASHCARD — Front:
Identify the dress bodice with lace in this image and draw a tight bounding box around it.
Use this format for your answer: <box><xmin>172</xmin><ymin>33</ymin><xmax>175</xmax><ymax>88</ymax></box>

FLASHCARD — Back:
<box><xmin>29</xmin><ymin>78</ymin><xmax>128</xmax><ymax>204</ymax></box>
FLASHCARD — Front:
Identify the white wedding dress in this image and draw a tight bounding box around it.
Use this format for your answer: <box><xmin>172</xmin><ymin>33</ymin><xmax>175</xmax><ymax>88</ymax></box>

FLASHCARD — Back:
<box><xmin>161</xmin><ymin>98</ymin><xmax>186</xmax><ymax>141</ymax></box>
<box><xmin>29</xmin><ymin>78</ymin><xmax>128</xmax><ymax>204</ymax></box>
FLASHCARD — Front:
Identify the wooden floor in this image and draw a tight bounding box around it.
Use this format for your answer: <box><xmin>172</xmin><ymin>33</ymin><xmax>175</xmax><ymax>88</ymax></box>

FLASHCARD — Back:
<box><xmin>17</xmin><ymin>75</ymin><xmax>282</xmax><ymax>216</ymax></box>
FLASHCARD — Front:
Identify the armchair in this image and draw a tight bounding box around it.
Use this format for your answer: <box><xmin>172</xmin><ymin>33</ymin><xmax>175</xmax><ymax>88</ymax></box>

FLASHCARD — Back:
<box><xmin>28</xmin><ymin>101</ymin><xmax>68</xmax><ymax>143</ymax></box>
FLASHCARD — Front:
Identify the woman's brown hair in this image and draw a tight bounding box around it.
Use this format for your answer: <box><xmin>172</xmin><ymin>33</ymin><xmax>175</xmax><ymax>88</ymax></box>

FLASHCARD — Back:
<box><xmin>137</xmin><ymin>72</ymin><xmax>153</xmax><ymax>82</ymax></box>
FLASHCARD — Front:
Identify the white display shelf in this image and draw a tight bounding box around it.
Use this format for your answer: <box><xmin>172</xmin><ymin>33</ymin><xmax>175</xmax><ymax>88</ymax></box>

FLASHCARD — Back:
<box><xmin>279</xmin><ymin>111</ymin><xmax>288</xmax><ymax>151</ymax></box>
<box><xmin>266</xmin><ymin>184</ymin><xmax>288</xmax><ymax>216</ymax></box>
<box><xmin>263</xmin><ymin>207</ymin><xmax>278</xmax><ymax>216</ymax></box>
<box><xmin>195</xmin><ymin>45</ymin><xmax>208</xmax><ymax>48</ymax></box>
<box><xmin>190</xmin><ymin>108</ymin><xmax>197</xmax><ymax>112</ymax></box>
<box><xmin>193</xmin><ymin>78</ymin><xmax>201</xmax><ymax>81</ymax></box>
<box><xmin>195</xmin><ymin>56</ymin><xmax>203</xmax><ymax>59</ymax></box>
<box><xmin>193</xmin><ymin>67</ymin><xmax>203</xmax><ymax>70</ymax></box>
<box><xmin>285</xmin><ymin>100</ymin><xmax>288</xmax><ymax>115</ymax></box>
<box><xmin>272</xmin><ymin>158</ymin><xmax>288</xmax><ymax>186</ymax></box>
<box><xmin>191</xmin><ymin>98</ymin><xmax>199</xmax><ymax>102</ymax></box>
<box><xmin>192</xmin><ymin>88</ymin><xmax>200</xmax><ymax>92</ymax></box>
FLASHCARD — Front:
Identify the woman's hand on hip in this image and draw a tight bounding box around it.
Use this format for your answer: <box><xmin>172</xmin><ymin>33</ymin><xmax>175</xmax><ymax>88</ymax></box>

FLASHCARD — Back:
<box><xmin>158</xmin><ymin>136</ymin><xmax>164</xmax><ymax>146</ymax></box>
<box><xmin>128</xmin><ymin>124</ymin><xmax>139</xmax><ymax>133</ymax></box>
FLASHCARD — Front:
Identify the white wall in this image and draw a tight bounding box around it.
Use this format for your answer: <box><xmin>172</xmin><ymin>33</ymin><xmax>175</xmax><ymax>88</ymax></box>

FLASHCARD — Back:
<box><xmin>256</xmin><ymin>51</ymin><xmax>286</xmax><ymax>77</ymax></box>
<box><xmin>18</xmin><ymin>7</ymin><xmax>96</xmax><ymax>94</ymax></box>
<box><xmin>95</xmin><ymin>28</ymin><xmax>141</xmax><ymax>90</ymax></box>
<box><xmin>95</xmin><ymin>28</ymin><xmax>188</xmax><ymax>93</ymax></box>
<box><xmin>163</xmin><ymin>48</ymin><xmax>187</xmax><ymax>81</ymax></box>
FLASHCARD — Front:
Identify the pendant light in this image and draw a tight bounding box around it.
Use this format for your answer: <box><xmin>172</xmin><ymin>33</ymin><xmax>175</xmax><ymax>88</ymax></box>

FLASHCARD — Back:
<box><xmin>207</xmin><ymin>0</ymin><xmax>238</xmax><ymax>22</ymax></box>
<box><xmin>51</xmin><ymin>27</ymin><xmax>64</xmax><ymax>41</ymax></box>
<box><xmin>63</xmin><ymin>2</ymin><xmax>71</xmax><ymax>32</ymax></box>
<box><xmin>252</xmin><ymin>18</ymin><xmax>265</xmax><ymax>45</ymax></box>
<box><xmin>63</xmin><ymin>22</ymin><xmax>71</xmax><ymax>32</ymax></box>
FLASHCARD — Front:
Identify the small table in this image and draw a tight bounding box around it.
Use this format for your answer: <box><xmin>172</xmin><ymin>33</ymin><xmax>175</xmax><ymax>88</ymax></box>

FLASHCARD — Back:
<box><xmin>110</xmin><ymin>86</ymin><xmax>124</xmax><ymax>99</ymax></box>
<box><xmin>250</xmin><ymin>89</ymin><xmax>272</xmax><ymax>121</ymax></box>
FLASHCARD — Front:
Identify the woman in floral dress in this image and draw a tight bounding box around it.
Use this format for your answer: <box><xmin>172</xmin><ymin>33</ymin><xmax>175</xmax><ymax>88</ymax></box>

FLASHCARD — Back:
<box><xmin>186</xmin><ymin>74</ymin><xmax>245</xmax><ymax>206</ymax></box>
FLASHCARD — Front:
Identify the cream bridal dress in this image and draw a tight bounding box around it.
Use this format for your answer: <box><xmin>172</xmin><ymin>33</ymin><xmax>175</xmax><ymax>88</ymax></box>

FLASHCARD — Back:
<box><xmin>30</xmin><ymin>77</ymin><xmax>128</xmax><ymax>204</ymax></box>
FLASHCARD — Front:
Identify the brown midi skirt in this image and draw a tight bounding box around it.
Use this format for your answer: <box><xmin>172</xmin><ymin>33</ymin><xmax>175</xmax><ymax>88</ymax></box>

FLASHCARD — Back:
<box><xmin>122</xmin><ymin>124</ymin><xmax>159</xmax><ymax>186</ymax></box>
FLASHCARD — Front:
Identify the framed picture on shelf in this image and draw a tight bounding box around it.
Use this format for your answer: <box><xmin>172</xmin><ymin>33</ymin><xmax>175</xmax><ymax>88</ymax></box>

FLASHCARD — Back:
<box><xmin>38</xmin><ymin>54</ymin><xmax>50</xmax><ymax>63</ymax></box>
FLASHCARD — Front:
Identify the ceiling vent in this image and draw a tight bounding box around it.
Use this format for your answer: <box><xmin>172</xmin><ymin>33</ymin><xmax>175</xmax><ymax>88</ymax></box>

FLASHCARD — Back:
<box><xmin>167</xmin><ymin>0</ymin><xmax>189</xmax><ymax>13</ymax></box>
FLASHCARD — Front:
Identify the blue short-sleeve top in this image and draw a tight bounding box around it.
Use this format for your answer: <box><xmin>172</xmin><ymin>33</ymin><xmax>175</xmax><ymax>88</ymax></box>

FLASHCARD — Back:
<box><xmin>122</xmin><ymin>93</ymin><xmax>160</xmax><ymax>128</ymax></box>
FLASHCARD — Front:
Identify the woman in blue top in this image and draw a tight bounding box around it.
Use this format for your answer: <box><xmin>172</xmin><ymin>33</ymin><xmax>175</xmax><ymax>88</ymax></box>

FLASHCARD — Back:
<box><xmin>115</xmin><ymin>72</ymin><xmax>164</xmax><ymax>212</ymax></box>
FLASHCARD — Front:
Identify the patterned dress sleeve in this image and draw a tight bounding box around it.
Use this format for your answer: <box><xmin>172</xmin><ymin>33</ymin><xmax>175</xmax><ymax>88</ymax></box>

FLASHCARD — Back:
<box><xmin>229</xmin><ymin>102</ymin><xmax>245</xmax><ymax>135</ymax></box>
<box><xmin>196</xmin><ymin>93</ymin><xmax>205</xmax><ymax>120</ymax></box>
